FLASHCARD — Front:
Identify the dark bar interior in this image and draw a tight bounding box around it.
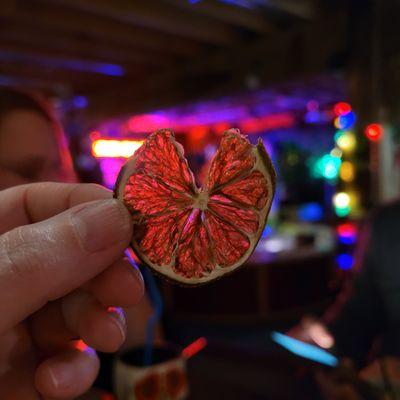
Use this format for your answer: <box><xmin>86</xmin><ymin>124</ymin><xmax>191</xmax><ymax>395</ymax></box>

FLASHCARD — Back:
<box><xmin>1</xmin><ymin>1</ymin><xmax>400</xmax><ymax>399</ymax></box>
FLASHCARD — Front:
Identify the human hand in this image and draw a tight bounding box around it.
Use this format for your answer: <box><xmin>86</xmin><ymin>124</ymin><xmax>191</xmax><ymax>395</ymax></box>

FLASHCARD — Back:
<box><xmin>315</xmin><ymin>359</ymin><xmax>361</xmax><ymax>400</ymax></box>
<box><xmin>315</xmin><ymin>359</ymin><xmax>382</xmax><ymax>400</ymax></box>
<box><xmin>0</xmin><ymin>182</ymin><xmax>144</xmax><ymax>399</ymax></box>
<box><xmin>287</xmin><ymin>315</ymin><xmax>334</xmax><ymax>349</ymax></box>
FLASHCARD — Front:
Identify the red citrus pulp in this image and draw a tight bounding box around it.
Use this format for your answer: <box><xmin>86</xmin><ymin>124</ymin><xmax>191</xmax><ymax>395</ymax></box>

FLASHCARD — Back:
<box><xmin>115</xmin><ymin>128</ymin><xmax>276</xmax><ymax>285</ymax></box>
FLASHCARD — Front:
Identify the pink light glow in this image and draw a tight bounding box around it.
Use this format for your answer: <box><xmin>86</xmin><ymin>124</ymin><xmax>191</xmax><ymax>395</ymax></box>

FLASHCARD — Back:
<box><xmin>92</xmin><ymin>139</ymin><xmax>144</xmax><ymax>158</ymax></box>
<box><xmin>128</xmin><ymin>114</ymin><xmax>170</xmax><ymax>132</ymax></box>
<box><xmin>97</xmin><ymin>109</ymin><xmax>297</xmax><ymax>136</ymax></box>
<box><xmin>99</xmin><ymin>158</ymin><xmax>125</xmax><ymax>188</ymax></box>
<box><xmin>239</xmin><ymin>113</ymin><xmax>295</xmax><ymax>133</ymax></box>
<box><xmin>333</xmin><ymin>102</ymin><xmax>351</xmax><ymax>116</ymax></box>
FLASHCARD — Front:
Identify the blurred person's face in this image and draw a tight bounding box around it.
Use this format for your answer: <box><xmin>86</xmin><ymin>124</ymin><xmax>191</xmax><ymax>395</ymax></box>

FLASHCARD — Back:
<box><xmin>0</xmin><ymin>110</ymin><xmax>74</xmax><ymax>189</ymax></box>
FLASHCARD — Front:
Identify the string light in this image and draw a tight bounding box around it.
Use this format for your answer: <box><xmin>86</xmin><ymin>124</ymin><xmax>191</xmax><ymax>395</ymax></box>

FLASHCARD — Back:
<box><xmin>336</xmin><ymin>131</ymin><xmax>356</xmax><ymax>152</ymax></box>
<box><xmin>365</xmin><ymin>123</ymin><xmax>384</xmax><ymax>142</ymax></box>
<box><xmin>333</xmin><ymin>192</ymin><xmax>351</xmax><ymax>217</ymax></box>
<box><xmin>333</xmin><ymin>192</ymin><xmax>350</xmax><ymax>208</ymax></box>
<box><xmin>334</xmin><ymin>112</ymin><xmax>356</xmax><ymax>130</ymax></box>
<box><xmin>340</xmin><ymin>161</ymin><xmax>355</xmax><ymax>182</ymax></box>
<box><xmin>331</xmin><ymin>102</ymin><xmax>358</xmax><ymax>220</ymax></box>
<box><xmin>312</xmin><ymin>154</ymin><xmax>341</xmax><ymax>180</ymax></box>
<box><xmin>330</xmin><ymin>148</ymin><xmax>343</xmax><ymax>158</ymax></box>
<box><xmin>336</xmin><ymin>253</ymin><xmax>354</xmax><ymax>270</ymax></box>
<box><xmin>337</xmin><ymin>223</ymin><xmax>357</xmax><ymax>245</ymax></box>
<box><xmin>334</xmin><ymin>102</ymin><xmax>352</xmax><ymax>116</ymax></box>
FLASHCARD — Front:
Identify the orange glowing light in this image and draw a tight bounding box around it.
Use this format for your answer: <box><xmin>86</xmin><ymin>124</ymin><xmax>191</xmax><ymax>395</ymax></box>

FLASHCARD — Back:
<box><xmin>365</xmin><ymin>123</ymin><xmax>384</xmax><ymax>142</ymax></box>
<box><xmin>340</xmin><ymin>161</ymin><xmax>355</xmax><ymax>182</ymax></box>
<box><xmin>92</xmin><ymin>139</ymin><xmax>144</xmax><ymax>158</ymax></box>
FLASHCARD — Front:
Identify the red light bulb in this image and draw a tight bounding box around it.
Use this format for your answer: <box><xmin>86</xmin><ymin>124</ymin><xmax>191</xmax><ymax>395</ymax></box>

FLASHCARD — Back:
<box><xmin>365</xmin><ymin>123</ymin><xmax>383</xmax><ymax>141</ymax></box>
<box><xmin>334</xmin><ymin>102</ymin><xmax>352</xmax><ymax>116</ymax></box>
<box><xmin>337</xmin><ymin>223</ymin><xmax>356</xmax><ymax>238</ymax></box>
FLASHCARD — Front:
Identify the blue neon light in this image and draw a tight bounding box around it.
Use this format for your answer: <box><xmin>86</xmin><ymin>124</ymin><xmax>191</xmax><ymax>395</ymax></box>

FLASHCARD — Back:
<box><xmin>271</xmin><ymin>332</ymin><xmax>338</xmax><ymax>367</ymax></box>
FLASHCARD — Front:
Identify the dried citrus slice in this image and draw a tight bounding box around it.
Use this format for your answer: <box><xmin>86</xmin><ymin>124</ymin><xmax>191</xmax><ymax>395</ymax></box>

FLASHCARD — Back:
<box><xmin>115</xmin><ymin>128</ymin><xmax>276</xmax><ymax>285</ymax></box>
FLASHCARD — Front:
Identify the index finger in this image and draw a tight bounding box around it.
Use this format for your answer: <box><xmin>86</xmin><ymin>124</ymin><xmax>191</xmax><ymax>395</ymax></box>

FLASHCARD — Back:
<box><xmin>0</xmin><ymin>182</ymin><xmax>112</xmax><ymax>233</ymax></box>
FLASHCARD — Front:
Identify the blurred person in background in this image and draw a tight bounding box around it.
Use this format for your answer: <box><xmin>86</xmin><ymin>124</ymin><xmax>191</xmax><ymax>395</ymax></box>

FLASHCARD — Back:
<box><xmin>0</xmin><ymin>88</ymin><xmax>76</xmax><ymax>187</ymax></box>
<box><xmin>0</xmin><ymin>88</ymin><xmax>160</xmax><ymax>397</ymax></box>
<box><xmin>290</xmin><ymin>202</ymin><xmax>400</xmax><ymax>399</ymax></box>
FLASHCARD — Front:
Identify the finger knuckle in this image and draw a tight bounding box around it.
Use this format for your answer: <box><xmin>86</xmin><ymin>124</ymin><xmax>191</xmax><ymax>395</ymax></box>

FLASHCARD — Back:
<box><xmin>0</xmin><ymin>226</ymin><xmax>48</xmax><ymax>280</ymax></box>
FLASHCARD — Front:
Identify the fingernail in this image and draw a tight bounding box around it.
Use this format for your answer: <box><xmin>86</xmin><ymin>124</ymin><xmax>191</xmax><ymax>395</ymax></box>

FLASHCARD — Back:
<box><xmin>108</xmin><ymin>307</ymin><xmax>127</xmax><ymax>342</ymax></box>
<box><xmin>48</xmin><ymin>364</ymin><xmax>67</xmax><ymax>390</ymax></box>
<box><xmin>71</xmin><ymin>199</ymin><xmax>132</xmax><ymax>253</ymax></box>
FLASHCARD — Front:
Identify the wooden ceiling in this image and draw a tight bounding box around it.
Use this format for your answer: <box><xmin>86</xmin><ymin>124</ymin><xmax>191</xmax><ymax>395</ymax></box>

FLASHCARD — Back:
<box><xmin>0</xmin><ymin>0</ymin><xmax>346</xmax><ymax>121</ymax></box>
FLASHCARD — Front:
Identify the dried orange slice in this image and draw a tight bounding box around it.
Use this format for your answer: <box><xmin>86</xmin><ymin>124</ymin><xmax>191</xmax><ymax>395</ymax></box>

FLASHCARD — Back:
<box><xmin>115</xmin><ymin>128</ymin><xmax>276</xmax><ymax>285</ymax></box>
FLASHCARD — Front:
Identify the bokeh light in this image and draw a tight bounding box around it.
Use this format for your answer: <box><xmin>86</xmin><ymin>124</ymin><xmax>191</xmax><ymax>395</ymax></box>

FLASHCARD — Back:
<box><xmin>334</xmin><ymin>111</ymin><xmax>356</xmax><ymax>130</ymax></box>
<box><xmin>312</xmin><ymin>154</ymin><xmax>342</xmax><ymax>180</ymax></box>
<box><xmin>336</xmin><ymin>253</ymin><xmax>354</xmax><ymax>270</ymax></box>
<box><xmin>336</xmin><ymin>131</ymin><xmax>356</xmax><ymax>152</ymax></box>
<box><xmin>333</xmin><ymin>192</ymin><xmax>351</xmax><ymax>217</ymax></box>
<box><xmin>333</xmin><ymin>102</ymin><xmax>352</xmax><ymax>116</ymax></box>
<box><xmin>337</xmin><ymin>223</ymin><xmax>357</xmax><ymax>245</ymax></box>
<box><xmin>365</xmin><ymin>123</ymin><xmax>384</xmax><ymax>142</ymax></box>
<box><xmin>340</xmin><ymin>161</ymin><xmax>355</xmax><ymax>182</ymax></box>
<box><xmin>330</xmin><ymin>147</ymin><xmax>342</xmax><ymax>158</ymax></box>
<box><xmin>333</xmin><ymin>192</ymin><xmax>350</xmax><ymax>208</ymax></box>
<box><xmin>298</xmin><ymin>203</ymin><xmax>324</xmax><ymax>222</ymax></box>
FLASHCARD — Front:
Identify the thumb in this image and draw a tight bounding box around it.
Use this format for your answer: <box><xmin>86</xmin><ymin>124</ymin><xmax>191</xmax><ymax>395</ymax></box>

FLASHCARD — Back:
<box><xmin>0</xmin><ymin>198</ymin><xmax>132</xmax><ymax>333</ymax></box>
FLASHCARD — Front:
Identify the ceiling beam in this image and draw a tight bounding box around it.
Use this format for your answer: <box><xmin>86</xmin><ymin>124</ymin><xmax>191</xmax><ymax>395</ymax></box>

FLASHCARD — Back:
<box><xmin>0</xmin><ymin>60</ymin><xmax>122</xmax><ymax>91</ymax></box>
<box><xmin>42</xmin><ymin>0</ymin><xmax>241</xmax><ymax>45</ymax></box>
<box><xmin>0</xmin><ymin>49</ymin><xmax>129</xmax><ymax>77</ymax></box>
<box><xmin>0</xmin><ymin>27</ymin><xmax>176</xmax><ymax>69</ymax></box>
<box><xmin>0</xmin><ymin>0</ymin><xmax>16</xmax><ymax>16</ymax></box>
<box><xmin>85</xmin><ymin>11</ymin><xmax>346</xmax><ymax>121</ymax></box>
<box><xmin>262</xmin><ymin>0</ymin><xmax>315</xmax><ymax>20</ymax></box>
<box><xmin>164</xmin><ymin>0</ymin><xmax>274</xmax><ymax>33</ymax></box>
<box><xmin>0</xmin><ymin>73</ymin><xmax>69</xmax><ymax>94</ymax></box>
<box><xmin>8</xmin><ymin>0</ymin><xmax>205</xmax><ymax>57</ymax></box>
